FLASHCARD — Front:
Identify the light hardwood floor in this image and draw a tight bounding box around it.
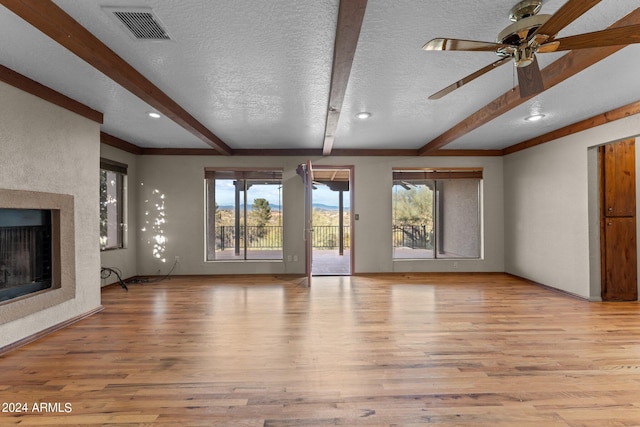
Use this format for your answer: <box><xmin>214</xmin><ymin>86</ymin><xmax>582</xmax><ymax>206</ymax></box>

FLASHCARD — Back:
<box><xmin>2</xmin><ymin>273</ymin><xmax>640</xmax><ymax>426</ymax></box>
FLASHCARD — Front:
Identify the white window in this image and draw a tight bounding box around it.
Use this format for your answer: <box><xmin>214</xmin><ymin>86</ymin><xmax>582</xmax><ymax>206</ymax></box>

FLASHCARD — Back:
<box><xmin>392</xmin><ymin>169</ymin><xmax>481</xmax><ymax>259</ymax></box>
<box><xmin>100</xmin><ymin>159</ymin><xmax>127</xmax><ymax>250</ymax></box>
<box><xmin>205</xmin><ymin>169</ymin><xmax>283</xmax><ymax>261</ymax></box>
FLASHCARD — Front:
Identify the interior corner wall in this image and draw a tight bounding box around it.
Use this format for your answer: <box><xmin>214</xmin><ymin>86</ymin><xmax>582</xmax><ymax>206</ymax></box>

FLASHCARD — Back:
<box><xmin>99</xmin><ymin>143</ymin><xmax>138</xmax><ymax>285</ymax></box>
<box><xmin>0</xmin><ymin>81</ymin><xmax>102</xmax><ymax>348</ymax></box>
<box><xmin>503</xmin><ymin>114</ymin><xmax>640</xmax><ymax>299</ymax></box>
<box><xmin>135</xmin><ymin>154</ymin><xmax>504</xmax><ymax>276</ymax></box>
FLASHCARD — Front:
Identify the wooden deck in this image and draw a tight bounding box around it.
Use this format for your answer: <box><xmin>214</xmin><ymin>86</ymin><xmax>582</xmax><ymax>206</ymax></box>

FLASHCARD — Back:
<box><xmin>2</xmin><ymin>273</ymin><xmax>640</xmax><ymax>426</ymax></box>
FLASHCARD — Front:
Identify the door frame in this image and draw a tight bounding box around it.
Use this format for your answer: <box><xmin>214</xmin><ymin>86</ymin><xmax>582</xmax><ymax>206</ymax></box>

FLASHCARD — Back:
<box><xmin>303</xmin><ymin>160</ymin><xmax>313</xmax><ymax>286</ymax></box>
<box><xmin>597</xmin><ymin>138</ymin><xmax>638</xmax><ymax>301</ymax></box>
<box><xmin>308</xmin><ymin>164</ymin><xmax>355</xmax><ymax>276</ymax></box>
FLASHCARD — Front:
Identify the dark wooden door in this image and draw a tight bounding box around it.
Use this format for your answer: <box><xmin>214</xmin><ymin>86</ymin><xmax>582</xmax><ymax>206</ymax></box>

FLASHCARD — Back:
<box><xmin>603</xmin><ymin>217</ymin><xmax>637</xmax><ymax>300</ymax></box>
<box><xmin>600</xmin><ymin>138</ymin><xmax>637</xmax><ymax>301</ymax></box>
<box><xmin>604</xmin><ymin>140</ymin><xmax>636</xmax><ymax>216</ymax></box>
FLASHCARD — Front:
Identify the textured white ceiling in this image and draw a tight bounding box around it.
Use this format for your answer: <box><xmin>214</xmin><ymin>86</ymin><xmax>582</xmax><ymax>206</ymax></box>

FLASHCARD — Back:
<box><xmin>53</xmin><ymin>0</ymin><xmax>339</xmax><ymax>149</ymax></box>
<box><xmin>1</xmin><ymin>0</ymin><xmax>638</xmax><ymax>151</ymax></box>
<box><xmin>337</xmin><ymin>0</ymin><xmax>639</xmax><ymax>151</ymax></box>
<box><xmin>0</xmin><ymin>5</ymin><xmax>209</xmax><ymax>148</ymax></box>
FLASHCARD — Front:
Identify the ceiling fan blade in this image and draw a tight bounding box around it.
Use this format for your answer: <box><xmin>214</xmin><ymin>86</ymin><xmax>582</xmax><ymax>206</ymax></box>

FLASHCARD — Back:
<box><xmin>532</xmin><ymin>0</ymin><xmax>601</xmax><ymax>41</ymax></box>
<box><xmin>550</xmin><ymin>25</ymin><xmax>640</xmax><ymax>51</ymax></box>
<box><xmin>428</xmin><ymin>57</ymin><xmax>511</xmax><ymax>100</ymax></box>
<box><xmin>517</xmin><ymin>56</ymin><xmax>544</xmax><ymax>98</ymax></box>
<box><xmin>423</xmin><ymin>38</ymin><xmax>505</xmax><ymax>52</ymax></box>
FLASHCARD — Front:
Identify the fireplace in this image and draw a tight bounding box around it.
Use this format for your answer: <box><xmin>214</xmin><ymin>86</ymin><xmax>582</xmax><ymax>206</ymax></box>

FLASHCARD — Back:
<box><xmin>0</xmin><ymin>209</ymin><xmax>53</xmax><ymax>302</ymax></box>
<box><xmin>0</xmin><ymin>189</ymin><xmax>75</xmax><ymax>325</ymax></box>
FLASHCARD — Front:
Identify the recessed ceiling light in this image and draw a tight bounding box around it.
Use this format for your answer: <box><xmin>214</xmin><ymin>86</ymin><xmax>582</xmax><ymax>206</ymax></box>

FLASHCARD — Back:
<box><xmin>524</xmin><ymin>113</ymin><xmax>545</xmax><ymax>122</ymax></box>
<box><xmin>147</xmin><ymin>111</ymin><xmax>161</xmax><ymax>119</ymax></box>
<box><xmin>356</xmin><ymin>112</ymin><xmax>371</xmax><ymax>119</ymax></box>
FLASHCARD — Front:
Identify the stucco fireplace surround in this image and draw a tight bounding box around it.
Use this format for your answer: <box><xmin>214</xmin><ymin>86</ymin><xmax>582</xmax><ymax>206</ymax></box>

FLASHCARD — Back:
<box><xmin>0</xmin><ymin>189</ymin><xmax>76</xmax><ymax>325</ymax></box>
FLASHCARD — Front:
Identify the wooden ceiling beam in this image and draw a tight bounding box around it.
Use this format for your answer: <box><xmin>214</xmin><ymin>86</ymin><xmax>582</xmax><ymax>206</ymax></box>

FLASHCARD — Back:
<box><xmin>503</xmin><ymin>99</ymin><xmax>640</xmax><ymax>155</ymax></box>
<box><xmin>418</xmin><ymin>7</ymin><xmax>640</xmax><ymax>155</ymax></box>
<box><xmin>100</xmin><ymin>132</ymin><xmax>143</xmax><ymax>155</ymax></box>
<box><xmin>322</xmin><ymin>0</ymin><xmax>368</xmax><ymax>156</ymax></box>
<box><xmin>0</xmin><ymin>63</ymin><xmax>103</xmax><ymax>123</ymax></box>
<box><xmin>1</xmin><ymin>0</ymin><xmax>233</xmax><ymax>155</ymax></box>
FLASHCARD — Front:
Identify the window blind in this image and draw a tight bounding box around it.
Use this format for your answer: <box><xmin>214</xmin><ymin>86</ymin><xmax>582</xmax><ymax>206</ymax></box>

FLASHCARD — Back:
<box><xmin>204</xmin><ymin>169</ymin><xmax>283</xmax><ymax>180</ymax></box>
<box><xmin>392</xmin><ymin>169</ymin><xmax>482</xmax><ymax>181</ymax></box>
<box><xmin>100</xmin><ymin>158</ymin><xmax>128</xmax><ymax>175</ymax></box>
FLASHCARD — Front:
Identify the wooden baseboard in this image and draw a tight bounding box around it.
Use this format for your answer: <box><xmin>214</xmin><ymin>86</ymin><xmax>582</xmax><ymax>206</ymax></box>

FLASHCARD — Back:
<box><xmin>128</xmin><ymin>273</ymin><xmax>305</xmax><ymax>281</ymax></box>
<box><xmin>506</xmin><ymin>273</ymin><xmax>589</xmax><ymax>301</ymax></box>
<box><xmin>352</xmin><ymin>271</ymin><xmax>505</xmax><ymax>278</ymax></box>
<box><xmin>0</xmin><ymin>305</ymin><xmax>104</xmax><ymax>356</ymax></box>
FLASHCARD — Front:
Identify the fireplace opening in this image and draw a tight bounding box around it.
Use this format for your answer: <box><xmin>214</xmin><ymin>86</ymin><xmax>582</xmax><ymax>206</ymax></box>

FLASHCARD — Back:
<box><xmin>0</xmin><ymin>209</ymin><xmax>53</xmax><ymax>303</ymax></box>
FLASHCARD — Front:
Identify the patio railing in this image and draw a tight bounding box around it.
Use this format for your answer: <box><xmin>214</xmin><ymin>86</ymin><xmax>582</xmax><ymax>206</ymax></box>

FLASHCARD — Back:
<box><xmin>216</xmin><ymin>225</ymin><xmax>282</xmax><ymax>251</ymax></box>
<box><xmin>392</xmin><ymin>224</ymin><xmax>433</xmax><ymax>249</ymax></box>
<box><xmin>215</xmin><ymin>225</ymin><xmax>351</xmax><ymax>250</ymax></box>
<box><xmin>312</xmin><ymin>226</ymin><xmax>351</xmax><ymax>249</ymax></box>
<box><xmin>215</xmin><ymin>225</ymin><xmax>432</xmax><ymax>251</ymax></box>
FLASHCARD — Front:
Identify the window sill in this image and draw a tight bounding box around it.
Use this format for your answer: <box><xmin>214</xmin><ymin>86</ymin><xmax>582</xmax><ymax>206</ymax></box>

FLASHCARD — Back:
<box><xmin>392</xmin><ymin>257</ymin><xmax>482</xmax><ymax>261</ymax></box>
<box><xmin>206</xmin><ymin>259</ymin><xmax>284</xmax><ymax>263</ymax></box>
<box><xmin>100</xmin><ymin>247</ymin><xmax>126</xmax><ymax>252</ymax></box>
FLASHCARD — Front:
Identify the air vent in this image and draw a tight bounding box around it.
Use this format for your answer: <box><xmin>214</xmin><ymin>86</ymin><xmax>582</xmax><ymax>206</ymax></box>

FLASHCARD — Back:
<box><xmin>103</xmin><ymin>7</ymin><xmax>172</xmax><ymax>41</ymax></box>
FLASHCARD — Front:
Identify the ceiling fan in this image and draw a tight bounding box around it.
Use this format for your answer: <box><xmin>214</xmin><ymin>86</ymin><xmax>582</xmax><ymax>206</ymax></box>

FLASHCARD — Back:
<box><xmin>423</xmin><ymin>0</ymin><xmax>640</xmax><ymax>99</ymax></box>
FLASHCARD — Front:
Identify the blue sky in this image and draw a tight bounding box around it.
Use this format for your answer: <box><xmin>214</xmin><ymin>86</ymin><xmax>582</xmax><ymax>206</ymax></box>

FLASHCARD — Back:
<box><xmin>215</xmin><ymin>180</ymin><xmax>283</xmax><ymax>206</ymax></box>
<box><xmin>312</xmin><ymin>184</ymin><xmax>350</xmax><ymax>208</ymax></box>
<box><xmin>215</xmin><ymin>181</ymin><xmax>350</xmax><ymax>209</ymax></box>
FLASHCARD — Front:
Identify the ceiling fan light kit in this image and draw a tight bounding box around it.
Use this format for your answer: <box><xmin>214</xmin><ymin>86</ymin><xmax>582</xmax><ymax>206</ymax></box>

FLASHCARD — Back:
<box><xmin>498</xmin><ymin>15</ymin><xmax>550</xmax><ymax>45</ymax></box>
<box><xmin>423</xmin><ymin>0</ymin><xmax>639</xmax><ymax>100</ymax></box>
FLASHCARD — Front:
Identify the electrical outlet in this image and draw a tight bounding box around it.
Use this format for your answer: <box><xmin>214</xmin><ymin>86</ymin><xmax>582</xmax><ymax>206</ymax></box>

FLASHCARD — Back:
<box><xmin>174</xmin><ymin>256</ymin><xmax>180</xmax><ymax>263</ymax></box>
<box><xmin>287</xmin><ymin>255</ymin><xmax>292</xmax><ymax>262</ymax></box>
<box><xmin>293</xmin><ymin>255</ymin><xmax>298</xmax><ymax>262</ymax></box>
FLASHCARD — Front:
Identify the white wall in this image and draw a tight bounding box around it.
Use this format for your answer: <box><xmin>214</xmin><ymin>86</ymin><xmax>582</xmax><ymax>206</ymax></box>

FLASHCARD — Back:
<box><xmin>504</xmin><ymin>114</ymin><xmax>640</xmax><ymax>299</ymax></box>
<box><xmin>0</xmin><ymin>82</ymin><xmax>102</xmax><ymax>347</ymax></box>
<box><xmin>135</xmin><ymin>154</ymin><xmax>504</xmax><ymax>275</ymax></box>
<box><xmin>99</xmin><ymin>143</ymin><xmax>138</xmax><ymax>285</ymax></box>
